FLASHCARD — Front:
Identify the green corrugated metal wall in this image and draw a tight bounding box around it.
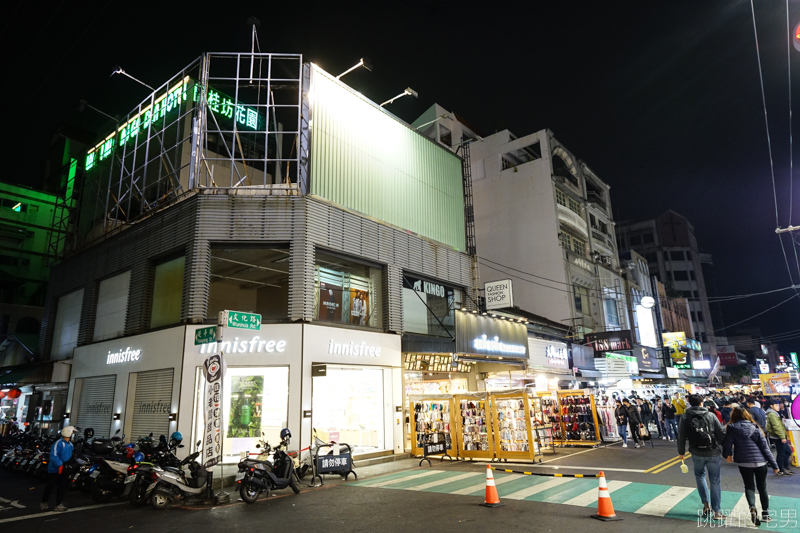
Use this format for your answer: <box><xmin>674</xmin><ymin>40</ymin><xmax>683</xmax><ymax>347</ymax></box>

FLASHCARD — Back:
<box><xmin>308</xmin><ymin>65</ymin><xmax>466</xmax><ymax>252</ymax></box>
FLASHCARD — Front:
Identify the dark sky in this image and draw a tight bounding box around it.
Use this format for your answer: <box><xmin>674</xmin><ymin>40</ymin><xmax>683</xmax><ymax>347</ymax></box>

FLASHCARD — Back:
<box><xmin>2</xmin><ymin>1</ymin><xmax>800</xmax><ymax>354</ymax></box>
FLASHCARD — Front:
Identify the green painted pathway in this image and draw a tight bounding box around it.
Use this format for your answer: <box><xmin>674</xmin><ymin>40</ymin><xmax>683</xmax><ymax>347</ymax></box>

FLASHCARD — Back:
<box><xmin>349</xmin><ymin>468</ymin><xmax>800</xmax><ymax>530</ymax></box>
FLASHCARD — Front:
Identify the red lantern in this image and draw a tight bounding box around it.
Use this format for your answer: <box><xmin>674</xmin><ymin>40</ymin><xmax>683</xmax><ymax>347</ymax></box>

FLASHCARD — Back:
<box><xmin>0</xmin><ymin>390</ymin><xmax>6</xmax><ymax>399</ymax></box>
<box><xmin>7</xmin><ymin>388</ymin><xmax>21</xmax><ymax>399</ymax></box>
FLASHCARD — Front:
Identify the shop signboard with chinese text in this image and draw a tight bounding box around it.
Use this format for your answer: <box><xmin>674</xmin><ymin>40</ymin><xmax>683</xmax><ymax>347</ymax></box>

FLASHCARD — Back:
<box><xmin>194</xmin><ymin>327</ymin><xmax>217</xmax><ymax>345</ymax></box>
<box><xmin>584</xmin><ymin>330</ymin><xmax>633</xmax><ymax>357</ymax></box>
<box><xmin>454</xmin><ymin>311</ymin><xmax>528</xmax><ymax>359</ymax></box>
<box><xmin>221</xmin><ymin>310</ymin><xmax>261</xmax><ymax>330</ymax></box>
<box><xmin>759</xmin><ymin>373</ymin><xmax>790</xmax><ymax>396</ymax></box>
<box><xmin>202</xmin><ymin>353</ymin><xmax>225</xmax><ymax>468</ymax></box>
<box><xmin>717</xmin><ymin>345</ymin><xmax>738</xmax><ymax>366</ymax></box>
<box><xmin>605</xmin><ymin>353</ymin><xmax>639</xmax><ymax>375</ymax></box>
<box><xmin>528</xmin><ymin>337</ymin><xmax>570</xmax><ymax>370</ymax></box>
<box><xmin>316</xmin><ymin>454</ymin><xmax>352</xmax><ymax>474</ymax></box>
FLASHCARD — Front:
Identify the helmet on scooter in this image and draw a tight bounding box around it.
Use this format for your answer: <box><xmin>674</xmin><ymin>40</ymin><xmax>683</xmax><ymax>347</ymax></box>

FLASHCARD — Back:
<box><xmin>280</xmin><ymin>428</ymin><xmax>291</xmax><ymax>440</ymax></box>
<box><xmin>133</xmin><ymin>452</ymin><xmax>144</xmax><ymax>463</ymax></box>
<box><xmin>170</xmin><ymin>431</ymin><xmax>183</xmax><ymax>442</ymax></box>
<box><xmin>125</xmin><ymin>447</ymin><xmax>136</xmax><ymax>459</ymax></box>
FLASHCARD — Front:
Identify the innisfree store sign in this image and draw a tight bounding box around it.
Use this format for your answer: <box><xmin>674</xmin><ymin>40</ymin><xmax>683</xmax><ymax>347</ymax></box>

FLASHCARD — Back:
<box><xmin>85</xmin><ymin>78</ymin><xmax>262</xmax><ymax>171</ymax></box>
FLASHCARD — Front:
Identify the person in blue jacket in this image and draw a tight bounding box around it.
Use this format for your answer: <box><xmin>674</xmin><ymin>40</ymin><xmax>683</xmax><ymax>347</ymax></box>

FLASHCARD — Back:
<box><xmin>722</xmin><ymin>408</ymin><xmax>780</xmax><ymax>526</ymax></box>
<box><xmin>41</xmin><ymin>426</ymin><xmax>75</xmax><ymax>512</ymax></box>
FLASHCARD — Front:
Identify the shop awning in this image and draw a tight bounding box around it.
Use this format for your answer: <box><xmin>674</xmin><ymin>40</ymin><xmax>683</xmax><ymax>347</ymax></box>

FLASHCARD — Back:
<box><xmin>0</xmin><ymin>364</ymin><xmax>38</xmax><ymax>385</ymax></box>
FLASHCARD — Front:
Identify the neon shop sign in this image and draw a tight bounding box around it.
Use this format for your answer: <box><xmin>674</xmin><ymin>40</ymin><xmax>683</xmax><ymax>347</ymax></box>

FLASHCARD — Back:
<box><xmin>86</xmin><ymin>78</ymin><xmax>261</xmax><ymax>171</ymax></box>
<box><xmin>472</xmin><ymin>334</ymin><xmax>527</xmax><ymax>355</ymax></box>
<box><xmin>198</xmin><ymin>336</ymin><xmax>287</xmax><ymax>354</ymax></box>
<box><xmin>545</xmin><ymin>345</ymin><xmax>568</xmax><ymax>366</ymax></box>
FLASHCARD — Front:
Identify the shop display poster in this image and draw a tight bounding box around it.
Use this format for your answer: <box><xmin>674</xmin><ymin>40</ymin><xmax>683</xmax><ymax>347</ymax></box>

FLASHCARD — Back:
<box><xmin>227</xmin><ymin>376</ymin><xmax>263</xmax><ymax>438</ymax></box>
<box><xmin>759</xmin><ymin>373</ymin><xmax>791</xmax><ymax>396</ymax></box>
<box><xmin>320</xmin><ymin>282</ymin><xmax>343</xmax><ymax>322</ymax></box>
<box><xmin>349</xmin><ymin>289</ymin><xmax>369</xmax><ymax>326</ymax></box>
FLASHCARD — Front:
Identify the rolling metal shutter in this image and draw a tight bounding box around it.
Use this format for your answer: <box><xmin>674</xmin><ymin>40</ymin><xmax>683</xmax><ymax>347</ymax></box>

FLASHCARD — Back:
<box><xmin>130</xmin><ymin>369</ymin><xmax>174</xmax><ymax>441</ymax></box>
<box><xmin>75</xmin><ymin>375</ymin><xmax>116</xmax><ymax>438</ymax></box>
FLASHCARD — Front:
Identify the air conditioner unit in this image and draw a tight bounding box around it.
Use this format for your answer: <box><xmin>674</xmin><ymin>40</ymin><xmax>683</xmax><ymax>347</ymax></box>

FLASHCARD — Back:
<box><xmin>601</xmin><ymin>256</ymin><xmax>612</xmax><ymax>265</ymax></box>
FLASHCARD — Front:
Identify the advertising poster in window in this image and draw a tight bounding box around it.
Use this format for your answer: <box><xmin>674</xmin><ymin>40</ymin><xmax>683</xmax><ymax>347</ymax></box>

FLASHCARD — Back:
<box><xmin>349</xmin><ymin>289</ymin><xmax>369</xmax><ymax>326</ymax></box>
<box><xmin>227</xmin><ymin>376</ymin><xmax>263</xmax><ymax>438</ymax></box>
<box><xmin>320</xmin><ymin>282</ymin><xmax>342</xmax><ymax>322</ymax></box>
<box><xmin>759</xmin><ymin>373</ymin><xmax>790</xmax><ymax>396</ymax></box>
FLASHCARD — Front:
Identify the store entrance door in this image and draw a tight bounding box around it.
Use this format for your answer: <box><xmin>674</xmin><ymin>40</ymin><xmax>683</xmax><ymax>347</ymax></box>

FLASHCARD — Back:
<box><xmin>75</xmin><ymin>375</ymin><xmax>116</xmax><ymax>438</ymax></box>
<box><xmin>128</xmin><ymin>369</ymin><xmax>174</xmax><ymax>441</ymax></box>
<box><xmin>311</xmin><ymin>366</ymin><xmax>385</xmax><ymax>454</ymax></box>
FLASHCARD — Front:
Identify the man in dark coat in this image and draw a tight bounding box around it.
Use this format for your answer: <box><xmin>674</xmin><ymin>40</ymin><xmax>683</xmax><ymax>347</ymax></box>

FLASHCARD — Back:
<box><xmin>622</xmin><ymin>398</ymin><xmax>644</xmax><ymax>449</ymax></box>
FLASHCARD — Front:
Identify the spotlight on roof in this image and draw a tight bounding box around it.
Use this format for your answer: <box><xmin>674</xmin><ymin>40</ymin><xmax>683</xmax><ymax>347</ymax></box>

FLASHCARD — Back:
<box><xmin>380</xmin><ymin>87</ymin><xmax>418</xmax><ymax>107</ymax></box>
<box><xmin>336</xmin><ymin>57</ymin><xmax>373</xmax><ymax>80</ymax></box>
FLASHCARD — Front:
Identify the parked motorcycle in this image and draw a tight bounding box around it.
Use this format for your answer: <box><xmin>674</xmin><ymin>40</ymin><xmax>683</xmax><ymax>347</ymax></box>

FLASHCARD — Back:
<box><xmin>148</xmin><ymin>440</ymin><xmax>209</xmax><ymax>510</ymax></box>
<box><xmin>124</xmin><ymin>432</ymin><xmax>184</xmax><ymax>506</ymax></box>
<box><xmin>236</xmin><ymin>429</ymin><xmax>301</xmax><ymax>504</ymax></box>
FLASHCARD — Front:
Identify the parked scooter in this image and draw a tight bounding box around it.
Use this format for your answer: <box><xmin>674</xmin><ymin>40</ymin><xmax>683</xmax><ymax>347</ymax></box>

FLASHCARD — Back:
<box><xmin>123</xmin><ymin>433</ymin><xmax>183</xmax><ymax>506</ymax></box>
<box><xmin>236</xmin><ymin>429</ymin><xmax>301</xmax><ymax>504</ymax></box>
<box><xmin>148</xmin><ymin>440</ymin><xmax>209</xmax><ymax>510</ymax></box>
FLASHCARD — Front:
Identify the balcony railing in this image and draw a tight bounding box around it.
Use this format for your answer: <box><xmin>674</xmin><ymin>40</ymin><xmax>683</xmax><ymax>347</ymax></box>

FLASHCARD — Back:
<box><xmin>587</xmin><ymin>190</ymin><xmax>607</xmax><ymax>210</ymax></box>
<box><xmin>557</xmin><ymin>204</ymin><xmax>588</xmax><ymax>237</ymax></box>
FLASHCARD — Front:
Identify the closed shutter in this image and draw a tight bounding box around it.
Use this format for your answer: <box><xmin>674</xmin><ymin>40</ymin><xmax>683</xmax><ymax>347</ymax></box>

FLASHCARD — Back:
<box><xmin>130</xmin><ymin>369</ymin><xmax>174</xmax><ymax>441</ymax></box>
<box><xmin>75</xmin><ymin>375</ymin><xmax>116</xmax><ymax>438</ymax></box>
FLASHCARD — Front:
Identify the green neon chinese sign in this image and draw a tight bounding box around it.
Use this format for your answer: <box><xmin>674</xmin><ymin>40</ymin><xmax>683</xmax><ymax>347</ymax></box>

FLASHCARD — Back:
<box><xmin>85</xmin><ymin>78</ymin><xmax>261</xmax><ymax>172</ymax></box>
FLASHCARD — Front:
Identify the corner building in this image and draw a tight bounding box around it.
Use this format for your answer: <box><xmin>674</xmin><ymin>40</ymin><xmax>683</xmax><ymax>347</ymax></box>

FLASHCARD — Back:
<box><xmin>40</xmin><ymin>53</ymin><xmax>473</xmax><ymax>462</ymax></box>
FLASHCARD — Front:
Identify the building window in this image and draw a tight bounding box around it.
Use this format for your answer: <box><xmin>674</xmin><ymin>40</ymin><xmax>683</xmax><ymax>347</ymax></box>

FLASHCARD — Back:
<box><xmin>51</xmin><ymin>289</ymin><xmax>84</xmax><ymax>359</ymax></box>
<box><xmin>629</xmin><ymin>235</ymin><xmax>642</xmax><ymax>246</ymax></box>
<box><xmin>673</xmin><ymin>271</ymin><xmax>689</xmax><ymax>281</ymax></box>
<box><xmin>645</xmin><ymin>252</ymin><xmax>657</xmax><ymax>263</ymax></box>
<box><xmin>603</xmin><ymin>288</ymin><xmax>620</xmax><ymax>328</ymax></box>
<box><xmin>663</xmin><ymin>251</ymin><xmax>670</xmax><ymax>261</ymax></box>
<box><xmin>689</xmin><ymin>270</ymin><xmax>696</xmax><ymax>280</ymax></box>
<box><xmin>402</xmin><ymin>275</ymin><xmax>460</xmax><ymax>337</ymax></box>
<box><xmin>670</xmin><ymin>251</ymin><xmax>685</xmax><ymax>261</ymax></box>
<box><xmin>207</xmin><ymin>246</ymin><xmax>289</xmax><ymax>322</ymax></box>
<box><xmin>0</xmin><ymin>199</ymin><xmax>28</xmax><ymax>213</ymax></box>
<box><xmin>556</xmin><ymin>189</ymin><xmax>567</xmax><ymax>208</ymax></box>
<box><xmin>560</xmin><ymin>232</ymin><xmax>586</xmax><ymax>257</ymax></box>
<box><xmin>568</xmin><ymin>197</ymin><xmax>581</xmax><ymax>214</ymax></box>
<box><xmin>315</xmin><ymin>251</ymin><xmax>382</xmax><ymax>328</ymax></box>
<box><xmin>150</xmin><ymin>256</ymin><xmax>185</xmax><ymax>328</ymax></box>
<box><xmin>696</xmin><ymin>311</ymin><xmax>704</xmax><ymax>322</ymax></box>
<box><xmin>573</xmin><ymin>285</ymin><xmax>590</xmax><ymax>315</ymax></box>
<box><xmin>93</xmin><ymin>271</ymin><xmax>131</xmax><ymax>341</ymax></box>
<box><xmin>642</xmin><ymin>233</ymin><xmax>654</xmax><ymax>244</ymax></box>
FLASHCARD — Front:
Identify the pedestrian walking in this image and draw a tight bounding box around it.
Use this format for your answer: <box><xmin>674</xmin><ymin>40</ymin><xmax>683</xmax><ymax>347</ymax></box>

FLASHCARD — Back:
<box><xmin>663</xmin><ymin>397</ymin><xmax>678</xmax><ymax>441</ymax></box>
<box><xmin>674</xmin><ymin>392</ymin><xmax>687</xmax><ymax>426</ymax></box>
<box><xmin>708</xmin><ymin>403</ymin><xmax>723</xmax><ymax>424</ymax></box>
<box><xmin>678</xmin><ymin>394</ymin><xmax>726</xmax><ymax>520</ymax></box>
<box><xmin>623</xmin><ymin>398</ymin><xmax>644</xmax><ymax>448</ymax></box>
<box><xmin>615</xmin><ymin>400</ymin><xmax>630</xmax><ymax>447</ymax></box>
<box><xmin>41</xmin><ymin>426</ymin><xmax>75</xmax><ymax>512</ymax></box>
<box><xmin>746</xmin><ymin>399</ymin><xmax>766</xmax><ymax>430</ymax></box>
<box><xmin>764</xmin><ymin>398</ymin><xmax>795</xmax><ymax>476</ymax></box>
<box><xmin>654</xmin><ymin>398</ymin><xmax>665</xmax><ymax>438</ymax></box>
<box><xmin>720</xmin><ymin>401</ymin><xmax>732</xmax><ymax>425</ymax></box>
<box><xmin>722</xmin><ymin>407</ymin><xmax>780</xmax><ymax>526</ymax></box>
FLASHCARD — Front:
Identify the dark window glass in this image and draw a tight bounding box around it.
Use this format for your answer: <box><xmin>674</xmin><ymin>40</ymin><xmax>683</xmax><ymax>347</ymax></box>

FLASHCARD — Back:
<box><xmin>315</xmin><ymin>251</ymin><xmax>382</xmax><ymax>328</ymax></box>
<box><xmin>673</xmin><ymin>271</ymin><xmax>689</xmax><ymax>281</ymax></box>
<box><xmin>642</xmin><ymin>233</ymin><xmax>654</xmax><ymax>244</ymax></box>
<box><xmin>670</xmin><ymin>251</ymin><xmax>684</xmax><ymax>261</ymax></box>
<box><xmin>629</xmin><ymin>235</ymin><xmax>642</xmax><ymax>246</ymax></box>
<box><xmin>689</xmin><ymin>270</ymin><xmax>696</xmax><ymax>280</ymax></box>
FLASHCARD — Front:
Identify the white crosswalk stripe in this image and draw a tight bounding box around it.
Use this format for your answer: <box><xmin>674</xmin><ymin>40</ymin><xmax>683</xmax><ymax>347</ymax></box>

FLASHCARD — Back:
<box><xmin>636</xmin><ymin>486</ymin><xmax>696</xmax><ymax>516</ymax></box>
<box><xmin>449</xmin><ymin>474</ymin><xmax>518</xmax><ymax>495</ymax></box>
<box><xmin>407</xmin><ymin>473</ymin><xmax>480</xmax><ymax>491</ymax></box>
<box><xmin>365</xmin><ymin>470</ymin><xmax>441</xmax><ymax>488</ymax></box>
<box><xmin>724</xmin><ymin>494</ymin><xmax>763</xmax><ymax>529</ymax></box>
<box><xmin>563</xmin><ymin>480</ymin><xmax>631</xmax><ymax>507</ymax></box>
<box><xmin>503</xmin><ymin>477</ymin><xmax>572</xmax><ymax>500</ymax></box>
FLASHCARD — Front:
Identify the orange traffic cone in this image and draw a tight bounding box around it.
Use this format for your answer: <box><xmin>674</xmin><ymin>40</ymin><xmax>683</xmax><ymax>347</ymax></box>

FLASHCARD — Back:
<box><xmin>480</xmin><ymin>465</ymin><xmax>505</xmax><ymax>507</ymax></box>
<box><xmin>591</xmin><ymin>471</ymin><xmax>622</xmax><ymax>521</ymax></box>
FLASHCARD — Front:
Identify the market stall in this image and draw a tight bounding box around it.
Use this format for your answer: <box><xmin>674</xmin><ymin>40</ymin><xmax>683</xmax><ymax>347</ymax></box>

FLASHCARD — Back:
<box><xmin>489</xmin><ymin>390</ymin><xmax>536</xmax><ymax>461</ymax></box>
<box><xmin>454</xmin><ymin>392</ymin><xmax>494</xmax><ymax>460</ymax></box>
<box><xmin>409</xmin><ymin>394</ymin><xmax>455</xmax><ymax>459</ymax></box>
<box><xmin>554</xmin><ymin>390</ymin><xmax>601</xmax><ymax>447</ymax></box>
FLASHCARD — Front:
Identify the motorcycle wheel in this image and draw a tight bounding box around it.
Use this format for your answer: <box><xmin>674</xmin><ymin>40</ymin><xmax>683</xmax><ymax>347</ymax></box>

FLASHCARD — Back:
<box><xmin>150</xmin><ymin>492</ymin><xmax>170</xmax><ymax>510</ymax></box>
<box><xmin>91</xmin><ymin>484</ymin><xmax>114</xmax><ymax>504</ymax></box>
<box><xmin>290</xmin><ymin>472</ymin><xmax>301</xmax><ymax>494</ymax></box>
<box><xmin>240</xmin><ymin>480</ymin><xmax>261</xmax><ymax>504</ymax></box>
<box><xmin>128</xmin><ymin>484</ymin><xmax>148</xmax><ymax>506</ymax></box>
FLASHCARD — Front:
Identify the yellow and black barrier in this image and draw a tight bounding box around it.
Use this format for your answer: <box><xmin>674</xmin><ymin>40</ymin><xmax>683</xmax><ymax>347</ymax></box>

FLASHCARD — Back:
<box><xmin>488</xmin><ymin>466</ymin><xmax>600</xmax><ymax>478</ymax></box>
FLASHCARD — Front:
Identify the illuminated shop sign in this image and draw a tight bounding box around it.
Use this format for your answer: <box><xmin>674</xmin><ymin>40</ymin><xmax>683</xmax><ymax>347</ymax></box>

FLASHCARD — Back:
<box><xmin>585</xmin><ymin>330</ymin><xmax>633</xmax><ymax>357</ymax></box>
<box><xmin>328</xmin><ymin>340</ymin><xmax>382</xmax><ymax>357</ymax></box>
<box><xmin>106</xmin><ymin>347</ymin><xmax>142</xmax><ymax>365</ymax></box>
<box><xmin>85</xmin><ymin>78</ymin><xmax>261</xmax><ymax>171</ymax></box>
<box><xmin>472</xmin><ymin>334</ymin><xmax>527</xmax><ymax>355</ymax></box>
<box><xmin>454</xmin><ymin>311</ymin><xmax>529</xmax><ymax>359</ymax></box>
<box><xmin>198</xmin><ymin>336</ymin><xmax>287</xmax><ymax>354</ymax></box>
<box><xmin>692</xmin><ymin>360</ymin><xmax>711</xmax><ymax>370</ymax></box>
<box><xmin>545</xmin><ymin>345</ymin><xmax>568</xmax><ymax>366</ymax></box>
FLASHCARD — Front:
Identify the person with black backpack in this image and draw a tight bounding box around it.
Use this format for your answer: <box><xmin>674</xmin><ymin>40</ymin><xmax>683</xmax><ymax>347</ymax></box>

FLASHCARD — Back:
<box><xmin>678</xmin><ymin>394</ymin><xmax>726</xmax><ymax>520</ymax></box>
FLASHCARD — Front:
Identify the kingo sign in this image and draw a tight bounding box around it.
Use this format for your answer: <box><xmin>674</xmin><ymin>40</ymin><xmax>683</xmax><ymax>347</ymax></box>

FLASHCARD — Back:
<box><xmin>484</xmin><ymin>279</ymin><xmax>514</xmax><ymax>311</ymax></box>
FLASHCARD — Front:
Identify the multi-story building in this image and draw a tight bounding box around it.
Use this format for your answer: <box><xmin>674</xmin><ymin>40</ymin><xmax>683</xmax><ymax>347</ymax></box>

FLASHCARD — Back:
<box><xmin>618</xmin><ymin>250</ymin><xmax>661</xmax><ymax>374</ymax></box>
<box><xmin>617</xmin><ymin>211</ymin><xmax>717</xmax><ymax>365</ymax></box>
<box><xmin>23</xmin><ymin>53</ymin><xmax>543</xmax><ymax>461</ymax></box>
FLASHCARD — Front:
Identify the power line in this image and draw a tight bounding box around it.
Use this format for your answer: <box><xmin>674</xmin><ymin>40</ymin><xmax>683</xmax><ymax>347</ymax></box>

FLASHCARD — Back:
<box><xmin>707</xmin><ymin>285</ymin><xmax>799</xmax><ymax>302</ymax></box>
<box><xmin>714</xmin><ymin>292</ymin><xmax>800</xmax><ymax>333</ymax></box>
<box><xmin>787</xmin><ymin>0</ymin><xmax>800</xmax><ymax>280</ymax></box>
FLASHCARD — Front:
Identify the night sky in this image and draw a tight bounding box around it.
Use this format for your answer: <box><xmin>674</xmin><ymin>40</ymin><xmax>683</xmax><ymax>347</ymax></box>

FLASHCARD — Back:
<box><xmin>2</xmin><ymin>1</ymin><xmax>799</xmax><ymax>353</ymax></box>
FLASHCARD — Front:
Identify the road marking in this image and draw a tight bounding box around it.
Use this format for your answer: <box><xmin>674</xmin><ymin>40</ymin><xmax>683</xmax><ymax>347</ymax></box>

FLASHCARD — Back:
<box><xmin>0</xmin><ymin>502</ymin><xmax>126</xmax><ymax>524</ymax></box>
<box><xmin>449</xmin><ymin>474</ymin><xmax>517</xmax><ymax>495</ymax></box>
<box><xmin>644</xmin><ymin>455</ymin><xmax>686</xmax><ymax>473</ymax></box>
<box><xmin>651</xmin><ymin>454</ymin><xmax>690</xmax><ymax>474</ymax></box>
<box><xmin>520</xmin><ymin>464</ymin><xmax>644</xmax><ymax>473</ymax></box>
<box><xmin>406</xmin><ymin>472</ymin><xmax>479</xmax><ymax>491</ymax></box>
<box><xmin>724</xmin><ymin>494</ymin><xmax>762</xmax><ymax>528</ymax></box>
<box><xmin>636</xmin><ymin>485</ymin><xmax>696</xmax><ymax>516</ymax></box>
<box><xmin>504</xmin><ymin>477</ymin><xmax>572</xmax><ymax>500</ymax></box>
<box><xmin>563</xmin><ymin>480</ymin><xmax>631</xmax><ymax>507</ymax></box>
<box><xmin>535</xmin><ymin>443</ymin><xmax>615</xmax><ymax>464</ymax></box>
<box><xmin>365</xmin><ymin>470</ymin><xmax>441</xmax><ymax>488</ymax></box>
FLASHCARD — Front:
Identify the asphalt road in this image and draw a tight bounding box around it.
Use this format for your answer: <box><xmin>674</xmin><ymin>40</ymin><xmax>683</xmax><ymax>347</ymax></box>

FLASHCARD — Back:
<box><xmin>1</xmin><ymin>439</ymin><xmax>797</xmax><ymax>533</ymax></box>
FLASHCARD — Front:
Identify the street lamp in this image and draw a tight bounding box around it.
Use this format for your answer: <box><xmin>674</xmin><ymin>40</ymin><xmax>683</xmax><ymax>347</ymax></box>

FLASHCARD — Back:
<box><xmin>336</xmin><ymin>57</ymin><xmax>373</xmax><ymax>80</ymax></box>
<box><xmin>380</xmin><ymin>87</ymin><xmax>418</xmax><ymax>107</ymax></box>
<box><xmin>415</xmin><ymin>113</ymin><xmax>452</xmax><ymax>130</ymax></box>
<box><xmin>110</xmin><ymin>66</ymin><xmax>155</xmax><ymax>92</ymax></box>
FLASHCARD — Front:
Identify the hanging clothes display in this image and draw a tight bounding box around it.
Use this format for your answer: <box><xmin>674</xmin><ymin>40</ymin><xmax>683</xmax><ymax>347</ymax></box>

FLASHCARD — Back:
<box><xmin>409</xmin><ymin>395</ymin><xmax>455</xmax><ymax>457</ymax></box>
<box><xmin>454</xmin><ymin>392</ymin><xmax>495</xmax><ymax>459</ymax></box>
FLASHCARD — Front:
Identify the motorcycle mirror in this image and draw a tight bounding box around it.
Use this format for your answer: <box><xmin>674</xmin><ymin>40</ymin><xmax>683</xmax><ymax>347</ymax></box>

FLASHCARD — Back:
<box><xmin>255</xmin><ymin>444</ymin><xmax>260</xmax><ymax>449</ymax></box>
<box><xmin>114</xmin><ymin>429</ymin><xmax>121</xmax><ymax>435</ymax></box>
<box><xmin>149</xmin><ymin>433</ymin><xmax>153</xmax><ymax>437</ymax></box>
<box><xmin>262</xmin><ymin>432</ymin><xmax>265</xmax><ymax>437</ymax></box>
<box><xmin>196</xmin><ymin>440</ymin><xmax>202</xmax><ymax>448</ymax></box>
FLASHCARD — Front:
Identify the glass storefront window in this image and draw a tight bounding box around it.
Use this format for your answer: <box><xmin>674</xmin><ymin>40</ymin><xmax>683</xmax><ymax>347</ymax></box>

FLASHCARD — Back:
<box><xmin>402</xmin><ymin>275</ymin><xmax>461</xmax><ymax>337</ymax></box>
<box><xmin>314</xmin><ymin>251</ymin><xmax>382</xmax><ymax>328</ymax></box>
<box><xmin>193</xmin><ymin>366</ymin><xmax>289</xmax><ymax>463</ymax></box>
<box><xmin>312</xmin><ymin>366</ymin><xmax>384</xmax><ymax>454</ymax></box>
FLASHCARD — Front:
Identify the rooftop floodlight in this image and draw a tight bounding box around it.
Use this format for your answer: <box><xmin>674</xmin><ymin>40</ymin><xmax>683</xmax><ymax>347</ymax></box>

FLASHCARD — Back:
<box><xmin>380</xmin><ymin>87</ymin><xmax>418</xmax><ymax>107</ymax></box>
<box><xmin>336</xmin><ymin>57</ymin><xmax>373</xmax><ymax>80</ymax></box>
<box><xmin>110</xmin><ymin>66</ymin><xmax>155</xmax><ymax>92</ymax></box>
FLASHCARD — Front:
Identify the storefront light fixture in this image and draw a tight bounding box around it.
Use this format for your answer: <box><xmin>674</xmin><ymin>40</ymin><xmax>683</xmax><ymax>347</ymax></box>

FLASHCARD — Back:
<box><xmin>491</xmin><ymin>314</ymin><xmax>497</xmax><ymax>318</ymax></box>
<box><xmin>113</xmin><ymin>413</ymin><xmax>121</xmax><ymax>420</ymax></box>
<box><xmin>168</xmin><ymin>413</ymin><xmax>177</xmax><ymax>421</ymax></box>
<box><xmin>461</xmin><ymin>307</ymin><xmax>467</xmax><ymax>311</ymax></box>
<box><xmin>63</xmin><ymin>412</ymin><xmax>70</xmax><ymax>419</ymax></box>
<box><xmin>472</xmin><ymin>310</ymin><xmax>478</xmax><ymax>314</ymax></box>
